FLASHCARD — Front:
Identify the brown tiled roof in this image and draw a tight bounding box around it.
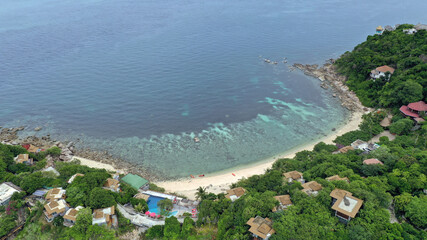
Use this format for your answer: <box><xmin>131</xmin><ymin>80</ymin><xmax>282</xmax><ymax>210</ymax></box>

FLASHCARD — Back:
<box><xmin>273</xmin><ymin>195</ymin><xmax>292</xmax><ymax>212</ymax></box>
<box><xmin>134</xmin><ymin>193</ymin><xmax>150</xmax><ymax>201</ymax></box>
<box><xmin>104</xmin><ymin>178</ymin><xmax>120</xmax><ymax>191</ymax></box>
<box><xmin>93</xmin><ymin>206</ymin><xmax>115</xmax><ymax>226</ymax></box>
<box><xmin>225</xmin><ymin>187</ymin><xmax>246</xmax><ymax>199</ymax></box>
<box><xmin>330</xmin><ymin>188</ymin><xmax>363</xmax><ymax>218</ymax></box>
<box><xmin>27</xmin><ymin>145</ymin><xmax>39</xmax><ymax>153</ymax></box>
<box><xmin>94</xmin><ymin>211</ymin><xmax>104</xmax><ymax>219</ymax></box>
<box><xmin>326</xmin><ymin>175</ymin><xmax>350</xmax><ymax>182</ymax></box>
<box><xmin>15</xmin><ymin>154</ymin><xmax>30</xmax><ymax>164</ymax></box>
<box><xmin>274</xmin><ymin>195</ymin><xmax>292</xmax><ymax>205</ymax></box>
<box><xmin>64</xmin><ymin>208</ymin><xmax>78</xmax><ymax>222</ymax></box>
<box><xmin>302</xmin><ymin>181</ymin><xmax>322</xmax><ymax>191</ymax></box>
<box><xmin>45</xmin><ymin>188</ymin><xmax>65</xmax><ymax>201</ymax></box>
<box><xmin>283</xmin><ymin>171</ymin><xmax>303</xmax><ymax>180</ymax></box>
<box><xmin>363</xmin><ymin>158</ymin><xmax>383</xmax><ymax>165</ymax></box>
<box><xmin>44</xmin><ymin>199</ymin><xmax>66</xmax><ymax>215</ymax></box>
<box><xmin>339</xmin><ymin>146</ymin><xmax>354</xmax><ymax>153</ymax></box>
<box><xmin>380</xmin><ymin>116</ymin><xmax>392</xmax><ymax>127</ymax></box>
<box><xmin>330</xmin><ymin>189</ymin><xmax>352</xmax><ymax>199</ymax></box>
<box><xmin>376</xmin><ymin>65</ymin><xmax>395</xmax><ymax>74</ymax></box>
<box><xmin>246</xmin><ymin>216</ymin><xmax>275</xmax><ymax>239</ymax></box>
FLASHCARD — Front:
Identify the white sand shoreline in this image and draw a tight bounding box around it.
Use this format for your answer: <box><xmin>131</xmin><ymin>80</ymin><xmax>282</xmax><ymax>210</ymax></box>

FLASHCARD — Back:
<box><xmin>74</xmin><ymin>110</ymin><xmax>364</xmax><ymax>200</ymax></box>
<box><xmin>153</xmin><ymin>110</ymin><xmax>365</xmax><ymax>199</ymax></box>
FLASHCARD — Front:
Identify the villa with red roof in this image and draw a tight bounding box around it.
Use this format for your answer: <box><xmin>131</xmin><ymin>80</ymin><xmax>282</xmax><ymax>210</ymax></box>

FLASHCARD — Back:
<box><xmin>399</xmin><ymin>101</ymin><xmax>427</xmax><ymax>123</ymax></box>
<box><xmin>370</xmin><ymin>65</ymin><xmax>395</xmax><ymax>80</ymax></box>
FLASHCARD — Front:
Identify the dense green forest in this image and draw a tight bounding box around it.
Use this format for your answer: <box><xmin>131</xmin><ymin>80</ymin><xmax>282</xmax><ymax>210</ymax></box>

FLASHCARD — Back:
<box><xmin>335</xmin><ymin>24</ymin><xmax>427</xmax><ymax>107</ymax></box>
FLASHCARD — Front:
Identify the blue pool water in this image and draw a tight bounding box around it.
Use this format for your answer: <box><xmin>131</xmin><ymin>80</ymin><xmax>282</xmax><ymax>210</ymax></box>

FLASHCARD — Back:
<box><xmin>147</xmin><ymin>196</ymin><xmax>178</xmax><ymax>216</ymax></box>
<box><xmin>1</xmin><ymin>0</ymin><xmax>426</xmax><ymax>178</ymax></box>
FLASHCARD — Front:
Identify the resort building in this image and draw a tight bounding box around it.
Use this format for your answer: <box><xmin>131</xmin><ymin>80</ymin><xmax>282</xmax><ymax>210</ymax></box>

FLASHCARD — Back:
<box><xmin>400</xmin><ymin>101</ymin><xmax>427</xmax><ymax>124</ymax></box>
<box><xmin>283</xmin><ymin>170</ymin><xmax>304</xmax><ymax>183</ymax></box>
<box><xmin>14</xmin><ymin>154</ymin><xmax>33</xmax><ymax>165</ymax></box>
<box><xmin>92</xmin><ymin>206</ymin><xmax>118</xmax><ymax>228</ymax></box>
<box><xmin>246</xmin><ymin>216</ymin><xmax>275</xmax><ymax>240</ymax></box>
<box><xmin>68</xmin><ymin>173</ymin><xmax>84</xmax><ymax>184</ymax></box>
<box><xmin>45</xmin><ymin>188</ymin><xmax>66</xmax><ymax>201</ymax></box>
<box><xmin>44</xmin><ymin>199</ymin><xmax>68</xmax><ymax>222</ymax></box>
<box><xmin>350</xmin><ymin>140</ymin><xmax>379</xmax><ymax>153</ymax></box>
<box><xmin>22</xmin><ymin>144</ymin><xmax>42</xmax><ymax>154</ymax></box>
<box><xmin>363</xmin><ymin>158</ymin><xmax>384</xmax><ymax>165</ymax></box>
<box><xmin>272</xmin><ymin>195</ymin><xmax>292</xmax><ymax>212</ymax></box>
<box><xmin>370</xmin><ymin>65</ymin><xmax>395</xmax><ymax>80</ymax></box>
<box><xmin>326</xmin><ymin>175</ymin><xmax>350</xmax><ymax>183</ymax></box>
<box><xmin>104</xmin><ymin>178</ymin><xmax>121</xmax><ymax>192</ymax></box>
<box><xmin>403</xmin><ymin>28</ymin><xmax>417</xmax><ymax>34</ymax></box>
<box><xmin>63</xmin><ymin>206</ymin><xmax>84</xmax><ymax>227</ymax></box>
<box><xmin>301</xmin><ymin>181</ymin><xmax>322</xmax><ymax>196</ymax></box>
<box><xmin>330</xmin><ymin>189</ymin><xmax>363</xmax><ymax>223</ymax></box>
<box><xmin>225</xmin><ymin>187</ymin><xmax>246</xmax><ymax>202</ymax></box>
<box><xmin>121</xmin><ymin>174</ymin><xmax>149</xmax><ymax>191</ymax></box>
<box><xmin>0</xmin><ymin>182</ymin><xmax>22</xmax><ymax>206</ymax></box>
<box><xmin>375</xmin><ymin>25</ymin><xmax>384</xmax><ymax>35</ymax></box>
<box><xmin>333</xmin><ymin>146</ymin><xmax>354</xmax><ymax>154</ymax></box>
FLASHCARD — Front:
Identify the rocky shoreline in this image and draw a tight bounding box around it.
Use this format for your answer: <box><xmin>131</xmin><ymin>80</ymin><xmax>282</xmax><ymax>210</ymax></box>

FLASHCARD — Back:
<box><xmin>0</xmin><ymin>126</ymin><xmax>162</xmax><ymax>181</ymax></box>
<box><xmin>292</xmin><ymin>61</ymin><xmax>367</xmax><ymax>112</ymax></box>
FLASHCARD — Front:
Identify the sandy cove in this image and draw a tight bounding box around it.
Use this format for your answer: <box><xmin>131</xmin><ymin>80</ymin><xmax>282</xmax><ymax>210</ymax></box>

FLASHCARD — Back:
<box><xmin>153</xmin><ymin>110</ymin><xmax>364</xmax><ymax>199</ymax></box>
<box><xmin>73</xmin><ymin>111</ymin><xmax>364</xmax><ymax>199</ymax></box>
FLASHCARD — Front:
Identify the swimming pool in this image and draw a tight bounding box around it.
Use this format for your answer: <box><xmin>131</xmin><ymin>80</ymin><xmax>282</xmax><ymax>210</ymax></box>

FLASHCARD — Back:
<box><xmin>147</xmin><ymin>196</ymin><xmax>178</xmax><ymax>216</ymax></box>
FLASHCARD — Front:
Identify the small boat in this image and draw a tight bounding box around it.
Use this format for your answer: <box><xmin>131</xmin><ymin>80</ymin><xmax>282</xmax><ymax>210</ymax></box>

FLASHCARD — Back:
<box><xmin>194</xmin><ymin>137</ymin><xmax>200</xmax><ymax>143</ymax></box>
<box><xmin>190</xmin><ymin>174</ymin><xmax>195</xmax><ymax>178</ymax></box>
<box><xmin>232</xmin><ymin>173</ymin><xmax>236</xmax><ymax>176</ymax></box>
<box><xmin>198</xmin><ymin>174</ymin><xmax>205</xmax><ymax>177</ymax></box>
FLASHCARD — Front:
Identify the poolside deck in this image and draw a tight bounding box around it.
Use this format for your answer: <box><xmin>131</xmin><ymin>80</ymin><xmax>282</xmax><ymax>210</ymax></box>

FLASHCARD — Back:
<box><xmin>117</xmin><ymin>204</ymin><xmax>194</xmax><ymax>227</ymax></box>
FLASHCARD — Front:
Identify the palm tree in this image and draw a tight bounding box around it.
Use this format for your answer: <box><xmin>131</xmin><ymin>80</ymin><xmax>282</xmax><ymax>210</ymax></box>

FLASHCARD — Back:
<box><xmin>157</xmin><ymin>199</ymin><xmax>173</xmax><ymax>211</ymax></box>
<box><xmin>195</xmin><ymin>186</ymin><xmax>207</xmax><ymax>200</ymax></box>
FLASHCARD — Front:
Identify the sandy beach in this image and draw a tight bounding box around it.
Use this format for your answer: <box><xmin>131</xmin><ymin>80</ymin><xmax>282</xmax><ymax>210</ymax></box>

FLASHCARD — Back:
<box><xmin>72</xmin><ymin>156</ymin><xmax>118</xmax><ymax>172</ymax></box>
<box><xmin>153</xmin><ymin>110</ymin><xmax>365</xmax><ymax>199</ymax></box>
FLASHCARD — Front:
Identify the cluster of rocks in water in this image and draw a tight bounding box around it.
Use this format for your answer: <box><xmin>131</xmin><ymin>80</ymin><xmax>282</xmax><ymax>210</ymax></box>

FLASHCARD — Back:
<box><xmin>292</xmin><ymin>61</ymin><xmax>367</xmax><ymax>112</ymax></box>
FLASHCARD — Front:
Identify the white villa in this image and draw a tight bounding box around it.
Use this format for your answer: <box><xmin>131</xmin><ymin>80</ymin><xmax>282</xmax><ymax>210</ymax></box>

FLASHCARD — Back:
<box><xmin>370</xmin><ymin>65</ymin><xmax>395</xmax><ymax>80</ymax></box>
<box><xmin>0</xmin><ymin>182</ymin><xmax>22</xmax><ymax>206</ymax></box>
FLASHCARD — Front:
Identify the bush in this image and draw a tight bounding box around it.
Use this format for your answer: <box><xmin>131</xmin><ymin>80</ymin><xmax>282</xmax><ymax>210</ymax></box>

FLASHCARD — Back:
<box><xmin>389</xmin><ymin>119</ymin><xmax>414</xmax><ymax>135</ymax></box>
<box><xmin>46</xmin><ymin>147</ymin><xmax>61</xmax><ymax>156</ymax></box>
<box><xmin>313</xmin><ymin>142</ymin><xmax>338</xmax><ymax>153</ymax></box>
<box><xmin>334</xmin><ymin>130</ymin><xmax>371</xmax><ymax>145</ymax></box>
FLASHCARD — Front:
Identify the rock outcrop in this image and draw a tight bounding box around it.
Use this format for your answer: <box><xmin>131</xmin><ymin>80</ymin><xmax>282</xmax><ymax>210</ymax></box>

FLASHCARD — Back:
<box><xmin>292</xmin><ymin>62</ymin><xmax>365</xmax><ymax>112</ymax></box>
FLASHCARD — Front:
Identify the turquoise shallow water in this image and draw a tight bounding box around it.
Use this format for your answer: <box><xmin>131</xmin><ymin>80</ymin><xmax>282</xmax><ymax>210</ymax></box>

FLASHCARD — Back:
<box><xmin>1</xmin><ymin>0</ymin><xmax>426</xmax><ymax>178</ymax></box>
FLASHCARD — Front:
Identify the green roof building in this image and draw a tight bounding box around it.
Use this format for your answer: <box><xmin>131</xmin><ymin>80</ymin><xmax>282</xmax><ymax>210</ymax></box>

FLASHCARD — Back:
<box><xmin>121</xmin><ymin>174</ymin><xmax>149</xmax><ymax>190</ymax></box>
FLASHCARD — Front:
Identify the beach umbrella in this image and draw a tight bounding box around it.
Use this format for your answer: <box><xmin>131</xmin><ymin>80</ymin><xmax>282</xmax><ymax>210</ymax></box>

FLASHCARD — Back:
<box><xmin>150</xmin><ymin>212</ymin><xmax>156</xmax><ymax>218</ymax></box>
<box><xmin>157</xmin><ymin>214</ymin><xmax>161</xmax><ymax>218</ymax></box>
<box><xmin>145</xmin><ymin>211</ymin><xmax>150</xmax><ymax>216</ymax></box>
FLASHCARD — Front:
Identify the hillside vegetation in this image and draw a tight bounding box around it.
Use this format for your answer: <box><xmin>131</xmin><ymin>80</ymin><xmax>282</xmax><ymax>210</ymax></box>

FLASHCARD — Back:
<box><xmin>335</xmin><ymin>24</ymin><xmax>427</xmax><ymax>107</ymax></box>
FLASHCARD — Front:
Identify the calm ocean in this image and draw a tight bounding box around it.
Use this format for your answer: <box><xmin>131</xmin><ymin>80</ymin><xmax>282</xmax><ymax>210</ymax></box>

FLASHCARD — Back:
<box><xmin>1</xmin><ymin>0</ymin><xmax>426</xmax><ymax>178</ymax></box>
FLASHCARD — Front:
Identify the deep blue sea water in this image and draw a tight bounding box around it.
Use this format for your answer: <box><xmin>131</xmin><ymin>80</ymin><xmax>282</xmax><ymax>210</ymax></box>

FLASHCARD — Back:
<box><xmin>1</xmin><ymin>0</ymin><xmax>426</xmax><ymax>178</ymax></box>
